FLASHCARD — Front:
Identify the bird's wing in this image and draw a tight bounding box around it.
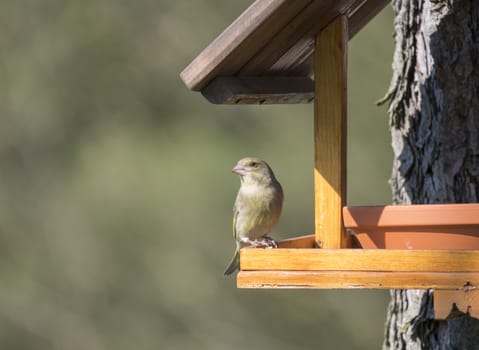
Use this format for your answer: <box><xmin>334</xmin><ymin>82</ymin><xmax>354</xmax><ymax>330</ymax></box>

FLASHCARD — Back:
<box><xmin>232</xmin><ymin>206</ymin><xmax>239</xmax><ymax>241</ymax></box>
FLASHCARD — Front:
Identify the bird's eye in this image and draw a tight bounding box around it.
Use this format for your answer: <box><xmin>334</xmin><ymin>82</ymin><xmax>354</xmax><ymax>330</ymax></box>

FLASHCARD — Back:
<box><xmin>250</xmin><ymin>162</ymin><xmax>258</xmax><ymax>167</ymax></box>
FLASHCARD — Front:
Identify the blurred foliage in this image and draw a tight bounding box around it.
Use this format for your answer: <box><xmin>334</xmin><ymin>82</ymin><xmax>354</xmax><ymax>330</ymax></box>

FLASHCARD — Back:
<box><xmin>0</xmin><ymin>1</ymin><xmax>394</xmax><ymax>349</ymax></box>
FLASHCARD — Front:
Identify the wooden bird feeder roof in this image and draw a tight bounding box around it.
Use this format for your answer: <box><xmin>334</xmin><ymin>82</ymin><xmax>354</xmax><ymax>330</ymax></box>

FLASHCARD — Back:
<box><xmin>180</xmin><ymin>0</ymin><xmax>389</xmax><ymax>104</ymax></box>
<box><xmin>181</xmin><ymin>0</ymin><xmax>479</xmax><ymax>320</ymax></box>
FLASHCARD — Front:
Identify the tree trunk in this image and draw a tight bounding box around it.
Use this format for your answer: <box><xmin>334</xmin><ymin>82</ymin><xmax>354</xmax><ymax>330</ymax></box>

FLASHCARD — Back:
<box><xmin>380</xmin><ymin>0</ymin><xmax>479</xmax><ymax>349</ymax></box>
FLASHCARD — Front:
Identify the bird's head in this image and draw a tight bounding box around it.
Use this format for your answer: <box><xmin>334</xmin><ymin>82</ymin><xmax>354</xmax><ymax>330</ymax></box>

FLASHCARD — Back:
<box><xmin>232</xmin><ymin>157</ymin><xmax>276</xmax><ymax>185</ymax></box>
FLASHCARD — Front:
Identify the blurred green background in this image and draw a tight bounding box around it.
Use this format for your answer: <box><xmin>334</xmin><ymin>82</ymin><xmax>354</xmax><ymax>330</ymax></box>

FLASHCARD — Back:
<box><xmin>0</xmin><ymin>1</ymin><xmax>394</xmax><ymax>349</ymax></box>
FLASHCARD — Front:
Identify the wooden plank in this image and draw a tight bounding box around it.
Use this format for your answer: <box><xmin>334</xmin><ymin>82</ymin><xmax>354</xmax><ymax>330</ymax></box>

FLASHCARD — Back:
<box><xmin>201</xmin><ymin>76</ymin><xmax>314</xmax><ymax>104</ymax></box>
<box><xmin>239</xmin><ymin>0</ymin><xmax>338</xmax><ymax>76</ymax></box>
<box><xmin>180</xmin><ymin>0</ymin><xmax>390</xmax><ymax>96</ymax></box>
<box><xmin>434</xmin><ymin>290</ymin><xmax>479</xmax><ymax>320</ymax></box>
<box><xmin>251</xmin><ymin>0</ymin><xmax>389</xmax><ymax>77</ymax></box>
<box><xmin>239</xmin><ymin>249</ymin><xmax>479</xmax><ymax>272</ymax></box>
<box><xmin>343</xmin><ymin>204</ymin><xmax>479</xmax><ymax>228</ymax></box>
<box><xmin>256</xmin><ymin>0</ymin><xmax>349</xmax><ymax>76</ymax></box>
<box><xmin>347</xmin><ymin>0</ymin><xmax>389</xmax><ymax>39</ymax></box>
<box><xmin>314</xmin><ymin>16</ymin><xmax>349</xmax><ymax>248</ymax></box>
<box><xmin>277</xmin><ymin>234</ymin><xmax>317</xmax><ymax>248</ymax></box>
<box><xmin>237</xmin><ymin>271</ymin><xmax>479</xmax><ymax>289</ymax></box>
<box><xmin>246</xmin><ymin>0</ymin><xmax>390</xmax><ymax>77</ymax></box>
<box><xmin>180</xmin><ymin>0</ymin><xmax>312</xmax><ymax>91</ymax></box>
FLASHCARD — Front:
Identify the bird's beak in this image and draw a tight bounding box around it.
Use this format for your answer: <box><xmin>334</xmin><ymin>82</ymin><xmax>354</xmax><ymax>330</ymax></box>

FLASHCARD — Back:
<box><xmin>232</xmin><ymin>165</ymin><xmax>246</xmax><ymax>176</ymax></box>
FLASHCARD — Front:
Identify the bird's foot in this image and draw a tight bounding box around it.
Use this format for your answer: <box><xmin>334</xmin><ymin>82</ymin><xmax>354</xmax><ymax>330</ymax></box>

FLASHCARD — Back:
<box><xmin>253</xmin><ymin>236</ymin><xmax>278</xmax><ymax>249</ymax></box>
<box><xmin>239</xmin><ymin>238</ymin><xmax>256</xmax><ymax>248</ymax></box>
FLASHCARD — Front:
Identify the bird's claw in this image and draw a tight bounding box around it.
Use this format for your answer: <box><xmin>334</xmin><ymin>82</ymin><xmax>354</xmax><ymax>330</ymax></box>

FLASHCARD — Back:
<box><xmin>239</xmin><ymin>238</ymin><xmax>255</xmax><ymax>248</ymax></box>
<box><xmin>239</xmin><ymin>236</ymin><xmax>278</xmax><ymax>249</ymax></box>
<box><xmin>253</xmin><ymin>236</ymin><xmax>278</xmax><ymax>249</ymax></box>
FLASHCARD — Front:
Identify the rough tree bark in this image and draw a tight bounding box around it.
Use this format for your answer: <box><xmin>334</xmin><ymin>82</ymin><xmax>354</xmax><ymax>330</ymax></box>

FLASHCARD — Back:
<box><xmin>379</xmin><ymin>0</ymin><xmax>479</xmax><ymax>349</ymax></box>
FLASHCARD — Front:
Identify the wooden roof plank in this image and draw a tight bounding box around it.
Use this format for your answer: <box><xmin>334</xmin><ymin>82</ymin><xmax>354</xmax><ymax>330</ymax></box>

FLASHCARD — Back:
<box><xmin>263</xmin><ymin>0</ymin><xmax>390</xmax><ymax>78</ymax></box>
<box><xmin>180</xmin><ymin>0</ymin><xmax>390</xmax><ymax>100</ymax></box>
<box><xmin>348</xmin><ymin>0</ymin><xmax>390</xmax><ymax>39</ymax></box>
<box><xmin>238</xmin><ymin>0</ymin><xmax>338</xmax><ymax>76</ymax></box>
<box><xmin>180</xmin><ymin>0</ymin><xmax>312</xmax><ymax>91</ymax></box>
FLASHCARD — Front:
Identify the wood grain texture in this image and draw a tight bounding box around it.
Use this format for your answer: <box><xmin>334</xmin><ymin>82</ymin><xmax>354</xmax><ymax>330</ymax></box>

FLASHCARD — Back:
<box><xmin>259</xmin><ymin>0</ymin><xmax>390</xmax><ymax>75</ymax></box>
<box><xmin>314</xmin><ymin>16</ymin><xmax>349</xmax><ymax>248</ymax></box>
<box><xmin>277</xmin><ymin>234</ymin><xmax>317</xmax><ymax>248</ymax></box>
<box><xmin>238</xmin><ymin>0</ymin><xmax>337</xmax><ymax>76</ymax></box>
<box><xmin>347</xmin><ymin>0</ymin><xmax>389</xmax><ymax>38</ymax></box>
<box><xmin>239</xmin><ymin>249</ymin><xmax>479</xmax><ymax>272</ymax></box>
<box><xmin>237</xmin><ymin>271</ymin><xmax>479</xmax><ymax>289</ymax></box>
<box><xmin>258</xmin><ymin>0</ymin><xmax>390</xmax><ymax>76</ymax></box>
<box><xmin>201</xmin><ymin>76</ymin><xmax>314</xmax><ymax>104</ymax></box>
<box><xmin>180</xmin><ymin>0</ymin><xmax>390</xmax><ymax>100</ymax></box>
<box><xmin>180</xmin><ymin>0</ymin><xmax>311</xmax><ymax>91</ymax></box>
<box><xmin>433</xmin><ymin>290</ymin><xmax>479</xmax><ymax>320</ymax></box>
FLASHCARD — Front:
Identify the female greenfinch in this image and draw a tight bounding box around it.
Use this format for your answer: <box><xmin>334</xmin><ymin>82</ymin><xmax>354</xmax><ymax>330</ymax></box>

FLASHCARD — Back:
<box><xmin>224</xmin><ymin>157</ymin><xmax>284</xmax><ymax>275</ymax></box>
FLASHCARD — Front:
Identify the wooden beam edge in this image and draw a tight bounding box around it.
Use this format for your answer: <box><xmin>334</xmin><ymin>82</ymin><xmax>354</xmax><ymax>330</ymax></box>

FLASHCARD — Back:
<box><xmin>201</xmin><ymin>76</ymin><xmax>314</xmax><ymax>104</ymax></box>
<box><xmin>180</xmin><ymin>0</ymin><xmax>311</xmax><ymax>91</ymax></box>
<box><xmin>347</xmin><ymin>0</ymin><xmax>390</xmax><ymax>39</ymax></box>
<box><xmin>239</xmin><ymin>248</ymin><xmax>479</xmax><ymax>272</ymax></box>
<box><xmin>277</xmin><ymin>234</ymin><xmax>317</xmax><ymax>248</ymax></box>
<box><xmin>237</xmin><ymin>271</ymin><xmax>479</xmax><ymax>289</ymax></box>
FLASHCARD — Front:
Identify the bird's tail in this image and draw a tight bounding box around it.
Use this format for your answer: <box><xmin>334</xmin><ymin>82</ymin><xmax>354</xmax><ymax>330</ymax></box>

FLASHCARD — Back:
<box><xmin>224</xmin><ymin>245</ymin><xmax>240</xmax><ymax>276</ymax></box>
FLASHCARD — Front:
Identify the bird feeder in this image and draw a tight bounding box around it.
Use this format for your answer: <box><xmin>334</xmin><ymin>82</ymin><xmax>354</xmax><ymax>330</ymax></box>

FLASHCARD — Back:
<box><xmin>180</xmin><ymin>0</ymin><xmax>479</xmax><ymax>320</ymax></box>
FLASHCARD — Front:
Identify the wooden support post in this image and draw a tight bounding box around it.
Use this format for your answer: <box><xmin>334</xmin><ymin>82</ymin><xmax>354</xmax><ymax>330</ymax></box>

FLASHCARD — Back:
<box><xmin>314</xmin><ymin>15</ymin><xmax>349</xmax><ymax>248</ymax></box>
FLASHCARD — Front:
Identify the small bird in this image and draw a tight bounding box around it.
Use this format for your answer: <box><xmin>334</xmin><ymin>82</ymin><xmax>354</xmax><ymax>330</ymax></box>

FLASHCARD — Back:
<box><xmin>224</xmin><ymin>157</ymin><xmax>284</xmax><ymax>275</ymax></box>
